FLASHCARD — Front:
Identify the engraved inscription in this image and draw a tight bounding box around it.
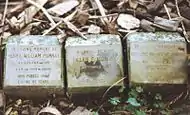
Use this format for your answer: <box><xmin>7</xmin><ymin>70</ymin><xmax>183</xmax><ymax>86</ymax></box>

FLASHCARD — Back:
<box><xmin>66</xmin><ymin>45</ymin><xmax>122</xmax><ymax>87</ymax></box>
<box><xmin>5</xmin><ymin>45</ymin><xmax>62</xmax><ymax>86</ymax></box>
<box><xmin>129</xmin><ymin>41</ymin><xmax>187</xmax><ymax>84</ymax></box>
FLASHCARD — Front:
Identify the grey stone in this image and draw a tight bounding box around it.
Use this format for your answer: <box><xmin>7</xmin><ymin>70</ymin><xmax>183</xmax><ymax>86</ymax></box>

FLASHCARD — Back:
<box><xmin>127</xmin><ymin>32</ymin><xmax>187</xmax><ymax>84</ymax></box>
<box><xmin>4</xmin><ymin>35</ymin><xmax>64</xmax><ymax>97</ymax></box>
<box><xmin>117</xmin><ymin>14</ymin><xmax>140</xmax><ymax>30</ymax></box>
<box><xmin>65</xmin><ymin>34</ymin><xmax>123</xmax><ymax>92</ymax></box>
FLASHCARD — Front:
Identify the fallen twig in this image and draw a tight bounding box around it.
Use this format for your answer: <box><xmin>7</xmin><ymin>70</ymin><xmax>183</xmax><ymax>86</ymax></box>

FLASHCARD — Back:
<box><xmin>27</xmin><ymin>0</ymin><xmax>54</xmax><ymax>25</ymax></box>
<box><xmin>1</xmin><ymin>0</ymin><xmax>8</xmax><ymax>27</ymax></box>
<box><xmin>1</xmin><ymin>0</ymin><xmax>8</xmax><ymax>45</ymax></box>
<box><xmin>63</xmin><ymin>19</ymin><xmax>87</xmax><ymax>40</ymax></box>
<box><xmin>43</xmin><ymin>21</ymin><xmax>62</xmax><ymax>35</ymax></box>
<box><xmin>94</xmin><ymin>0</ymin><xmax>109</xmax><ymax>25</ymax></box>
<box><xmin>102</xmin><ymin>77</ymin><xmax>126</xmax><ymax>100</ymax></box>
<box><xmin>167</xmin><ymin>92</ymin><xmax>184</xmax><ymax>107</ymax></box>
<box><xmin>89</xmin><ymin>13</ymin><xmax>118</xmax><ymax>19</ymax></box>
<box><xmin>164</xmin><ymin>4</ymin><xmax>171</xmax><ymax>20</ymax></box>
<box><xmin>27</xmin><ymin>0</ymin><xmax>64</xmax><ymax>34</ymax></box>
<box><xmin>109</xmin><ymin>110</ymin><xmax>130</xmax><ymax>115</ymax></box>
<box><xmin>175</xmin><ymin>0</ymin><xmax>190</xmax><ymax>42</ymax></box>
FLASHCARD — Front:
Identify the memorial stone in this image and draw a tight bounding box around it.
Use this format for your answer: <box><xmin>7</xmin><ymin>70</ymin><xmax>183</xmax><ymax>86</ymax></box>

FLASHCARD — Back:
<box><xmin>4</xmin><ymin>36</ymin><xmax>63</xmax><ymax>97</ymax></box>
<box><xmin>65</xmin><ymin>34</ymin><xmax>123</xmax><ymax>92</ymax></box>
<box><xmin>127</xmin><ymin>32</ymin><xmax>187</xmax><ymax>85</ymax></box>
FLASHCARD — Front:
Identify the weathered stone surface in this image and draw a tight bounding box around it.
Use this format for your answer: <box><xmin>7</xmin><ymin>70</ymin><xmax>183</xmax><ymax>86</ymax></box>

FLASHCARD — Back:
<box><xmin>4</xmin><ymin>35</ymin><xmax>63</xmax><ymax>97</ymax></box>
<box><xmin>65</xmin><ymin>34</ymin><xmax>123</xmax><ymax>92</ymax></box>
<box><xmin>127</xmin><ymin>32</ymin><xmax>187</xmax><ymax>84</ymax></box>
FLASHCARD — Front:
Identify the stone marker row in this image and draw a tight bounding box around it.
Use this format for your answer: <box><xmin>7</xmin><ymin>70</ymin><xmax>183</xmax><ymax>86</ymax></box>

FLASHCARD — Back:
<box><xmin>2</xmin><ymin>32</ymin><xmax>187</xmax><ymax>97</ymax></box>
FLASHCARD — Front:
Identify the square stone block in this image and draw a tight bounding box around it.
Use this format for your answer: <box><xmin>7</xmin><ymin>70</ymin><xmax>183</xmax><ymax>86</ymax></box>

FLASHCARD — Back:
<box><xmin>4</xmin><ymin>35</ymin><xmax>63</xmax><ymax>97</ymax></box>
<box><xmin>65</xmin><ymin>34</ymin><xmax>123</xmax><ymax>92</ymax></box>
<box><xmin>127</xmin><ymin>32</ymin><xmax>187</xmax><ymax>85</ymax></box>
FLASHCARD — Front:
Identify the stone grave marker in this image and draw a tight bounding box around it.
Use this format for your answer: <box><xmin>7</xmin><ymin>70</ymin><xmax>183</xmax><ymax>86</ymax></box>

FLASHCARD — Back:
<box><xmin>127</xmin><ymin>32</ymin><xmax>187</xmax><ymax>85</ymax></box>
<box><xmin>4</xmin><ymin>36</ymin><xmax>63</xmax><ymax>97</ymax></box>
<box><xmin>65</xmin><ymin>34</ymin><xmax>124</xmax><ymax>93</ymax></box>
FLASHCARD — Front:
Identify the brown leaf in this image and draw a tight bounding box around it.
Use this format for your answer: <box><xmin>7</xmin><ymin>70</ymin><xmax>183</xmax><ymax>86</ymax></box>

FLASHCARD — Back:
<box><xmin>105</xmin><ymin>22</ymin><xmax>118</xmax><ymax>34</ymax></box>
<box><xmin>9</xmin><ymin>0</ymin><xmax>48</xmax><ymax>30</ymax></box>
<box><xmin>76</xmin><ymin>12</ymin><xmax>89</xmax><ymax>26</ymax></box>
<box><xmin>146</xmin><ymin>0</ymin><xmax>166</xmax><ymax>13</ymax></box>
<box><xmin>129</xmin><ymin>0</ymin><xmax>138</xmax><ymax>9</ymax></box>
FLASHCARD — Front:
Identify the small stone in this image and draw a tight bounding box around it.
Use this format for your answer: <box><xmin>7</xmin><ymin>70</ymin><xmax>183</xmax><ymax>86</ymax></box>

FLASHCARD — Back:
<box><xmin>3</xmin><ymin>36</ymin><xmax>64</xmax><ymax>97</ymax></box>
<box><xmin>65</xmin><ymin>34</ymin><xmax>123</xmax><ymax>92</ymax></box>
<box><xmin>87</xmin><ymin>24</ymin><xmax>101</xmax><ymax>34</ymax></box>
<box><xmin>127</xmin><ymin>32</ymin><xmax>187</xmax><ymax>84</ymax></box>
<box><xmin>117</xmin><ymin>14</ymin><xmax>140</xmax><ymax>30</ymax></box>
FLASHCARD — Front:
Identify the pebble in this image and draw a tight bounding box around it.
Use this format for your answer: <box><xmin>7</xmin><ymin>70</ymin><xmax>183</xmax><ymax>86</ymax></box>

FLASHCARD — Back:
<box><xmin>117</xmin><ymin>14</ymin><xmax>140</xmax><ymax>30</ymax></box>
<box><xmin>87</xmin><ymin>24</ymin><xmax>101</xmax><ymax>34</ymax></box>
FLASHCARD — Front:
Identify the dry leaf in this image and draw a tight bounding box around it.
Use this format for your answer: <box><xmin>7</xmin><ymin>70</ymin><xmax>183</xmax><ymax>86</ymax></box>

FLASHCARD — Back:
<box><xmin>129</xmin><ymin>0</ymin><xmax>138</xmax><ymax>9</ymax></box>
<box><xmin>117</xmin><ymin>0</ymin><xmax>128</xmax><ymax>8</ymax></box>
<box><xmin>37</xmin><ymin>106</ymin><xmax>62</xmax><ymax>115</ymax></box>
<box><xmin>48</xmin><ymin>0</ymin><xmax>79</xmax><ymax>16</ymax></box>
<box><xmin>5</xmin><ymin>107</ymin><xmax>12</xmax><ymax>115</ymax></box>
<box><xmin>9</xmin><ymin>0</ymin><xmax>48</xmax><ymax>29</ymax></box>
<box><xmin>20</xmin><ymin>22</ymin><xmax>41</xmax><ymax>35</ymax></box>
<box><xmin>106</xmin><ymin>22</ymin><xmax>118</xmax><ymax>34</ymax></box>
<box><xmin>154</xmin><ymin>16</ymin><xmax>180</xmax><ymax>31</ymax></box>
<box><xmin>140</xmin><ymin>19</ymin><xmax>155</xmax><ymax>32</ymax></box>
<box><xmin>63</xmin><ymin>19</ymin><xmax>87</xmax><ymax>40</ymax></box>
<box><xmin>76</xmin><ymin>12</ymin><xmax>89</xmax><ymax>26</ymax></box>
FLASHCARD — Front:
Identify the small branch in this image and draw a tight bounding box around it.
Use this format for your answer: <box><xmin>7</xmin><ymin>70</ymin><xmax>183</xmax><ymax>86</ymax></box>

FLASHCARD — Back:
<box><xmin>63</xmin><ymin>19</ymin><xmax>87</xmax><ymax>40</ymax></box>
<box><xmin>94</xmin><ymin>0</ymin><xmax>109</xmax><ymax>25</ymax></box>
<box><xmin>27</xmin><ymin>0</ymin><xmax>54</xmax><ymax>24</ymax></box>
<box><xmin>175</xmin><ymin>0</ymin><xmax>190</xmax><ymax>42</ymax></box>
<box><xmin>102</xmin><ymin>77</ymin><xmax>126</xmax><ymax>100</ymax></box>
<box><xmin>1</xmin><ymin>0</ymin><xmax>9</xmax><ymax>45</ymax></box>
<box><xmin>164</xmin><ymin>4</ymin><xmax>171</xmax><ymax>20</ymax></box>
<box><xmin>43</xmin><ymin>21</ymin><xmax>62</xmax><ymax>35</ymax></box>
<box><xmin>89</xmin><ymin>13</ymin><xmax>118</xmax><ymax>19</ymax></box>
<box><xmin>167</xmin><ymin>92</ymin><xmax>184</xmax><ymax>107</ymax></box>
<box><xmin>27</xmin><ymin>0</ymin><xmax>64</xmax><ymax>34</ymax></box>
<box><xmin>109</xmin><ymin>110</ymin><xmax>130</xmax><ymax>115</ymax></box>
<box><xmin>43</xmin><ymin>10</ymin><xmax>77</xmax><ymax>36</ymax></box>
